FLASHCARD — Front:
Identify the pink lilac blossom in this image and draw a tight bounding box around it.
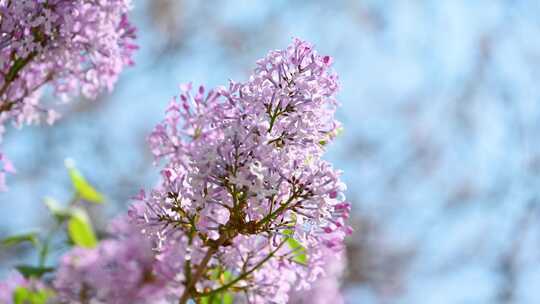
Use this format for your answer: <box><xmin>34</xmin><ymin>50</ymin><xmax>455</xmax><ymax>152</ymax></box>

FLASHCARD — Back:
<box><xmin>289</xmin><ymin>251</ymin><xmax>346</xmax><ymax>304</ymax></box>
<box><xmin>0</xmin><ymin>152</ymin><xmax>15</xmax><ymax>191</ymax></box>
<box><xmin>130</xmin><ymin>38</ymin><xmax>351</xmax><ymax>303</ymax></box>
<box><xmin>54</xmin><ymin>217</ymin><xmax>168</xmax><ymax>304</ymax></box>
<box><xmin>0</xmin><ymin>0</ymin><xmax>137</xmax><ymax>189</ymax></box>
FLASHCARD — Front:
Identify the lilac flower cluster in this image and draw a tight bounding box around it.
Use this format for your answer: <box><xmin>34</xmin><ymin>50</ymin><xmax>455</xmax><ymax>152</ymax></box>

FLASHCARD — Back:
<box><xmin>54</xmin><ymin>217</ymin><xmax>169</xmax><ymax>304</ymax></box>
<box><xmin>0</xmin><ymin>0</ymin><xmax>136</xmax><ymax>189</ymax></box>
<box><xmin>0</xmin><ymin>39</ymin><xmax>349</xmax><ymax>304</ymax></box>
<box><xmin>130</xmin><ymin>38</ymin><xmax>351</xmax><ymax>303</ymax></box>
<box><xmin>289</xmin><ymin>251</ymin><xmax>346</xmax><ymax>304</ymax></box>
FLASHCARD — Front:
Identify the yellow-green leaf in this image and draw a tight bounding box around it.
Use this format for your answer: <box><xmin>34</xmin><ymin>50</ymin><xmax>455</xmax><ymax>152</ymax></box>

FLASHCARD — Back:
<box><xmin>200</xmin><ymin>293</ymin><xmax>234</xmax><ymax>304</ymax></box>
<box><xmin>13</xmin><ymin>286</ymin><xmax>52</xmax><ymax>304</ymax></box>
<box><xmin>202</xmin><ymin>269</ymin><xmax>235</xmax><ymax>304</ymax></box>
<box><xmin>1</xmin><ymin>232</ymin><xmax>39</xmax><ymax>248</ymax></box>
<box><xmin>13</xmin><ymin>287</ymin><xmax>30</xmax><ymax>304</ymax></box>
<box><xmin>221</xmin><ymin>292</ymin><xmax>234</xmax><ymax>304</ymax></box>
<box><xmin>43</xmin><ymin>197</ymin><xmax>71</xmax><ymax>222</ymax></box>
<box><xmin>65</xmin><ymin>159</ymin><xmax>104</xmax><ymax>204</ymax></box>
<box><xmin>67</xmin><ymin>209</ymin><xmax>97</xmax><ymax>248</ymax></box>
<box><xmin>283</xmin><ymin>229</ymin><xmax>308</xmax><ymax>265</ymax></box>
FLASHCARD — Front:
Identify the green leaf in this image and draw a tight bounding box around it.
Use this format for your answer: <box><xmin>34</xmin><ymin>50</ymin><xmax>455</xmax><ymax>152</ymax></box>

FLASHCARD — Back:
<box><xmin>283</xmin><ymin>229</ymin><xmax>308</xmax><ymax>265</ymax></box>
<box><xmin>1</xmin><ymin>232</ymin><xmax>39</xmax><ymax>248</ymax></box>
<box><xmin>15</xmin><ymin>265</ymin><xmax>54</xmax><ymax>279</ymax></box>
<box><xmin>200</xmin><ymin>294</ymin><xmax>234</xmax><ymax>304</ymax></box>
<box><xmin>218</xmin><ymin>271</ymin><xmax>234</xmax><ymax>303</ymax></box>
<box><xmin>13</xmin><ymin>287</ymin><xmax>29</xmax><ymax>304</ymax></box>
<box><xmin>200</xmin><ymin>296</ymin><xmax>210</xmax><ymax>304</ymax></box>
<box><xmin>6</xmin><ymin>57</ymin><xmax>28</xmax><ymax>82</ymax></box>
<box><xmin>12</xmin><ymin>286</ymin><xmax>52</xmax><ymax>304</ymax></box>
<box><xmin>201</xmin><ymin>269</ymin><xmax>235</xmax><ymax>304</ymax></box>
<box><xmin>221</xmin><ymin>292</ymin><xmax>234</xmax><ymax>304</ymax></box>
<box><xmin>221</xmin><ymin>270</ymin><xmax>233</xmax><ymax>283</ymax></box>
<box><xmin>67</xmin><ymin>209</ymin><xmax>97</xmax><ymax>248</ymax></box>
<box><xmin>334</xmin><ymin>126</ymin><xmax>344</xmax><ymax>137</ymax></box>
<box><xmin>43</xmin><ymin>197</ymin><xmax>71</xmax><ymax>222</ymax></box>
<box><xmin>319</xmin><ymin>127</ymin><xmax>344</xmax><ymax>146</ymax></box>
<box><xmin>65</xmin><ymin>159</ymin><xmax>104</xmax><ymax>204</ymax></box>
<box><xmin>200</xmin><ymin>297</ymin><xmax>210</xmax><ymax>304</ymax></box>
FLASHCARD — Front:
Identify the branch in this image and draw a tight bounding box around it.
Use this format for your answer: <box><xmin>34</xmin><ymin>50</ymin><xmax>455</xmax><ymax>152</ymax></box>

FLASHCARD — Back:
<box><xmin>197</xmin><ymin>239</ymin><xmax>287</xmax><ymax>298</ymax></box>
<box><xmin>178</xmin><ymin>245</ymin><xmax>218</xmax><ymax>304</ymax></box>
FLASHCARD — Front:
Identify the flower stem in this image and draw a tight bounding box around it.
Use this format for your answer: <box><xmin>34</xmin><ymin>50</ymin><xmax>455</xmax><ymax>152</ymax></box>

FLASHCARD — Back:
<box><xmin>198</xmin><ymin>239</ymin><xmax>287</xmax><ymax>298</ymax></box>
<box><xmin>178</xmin><ymin>244</ymin><xmax>218</xmax><ymax>304</ymax></box>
